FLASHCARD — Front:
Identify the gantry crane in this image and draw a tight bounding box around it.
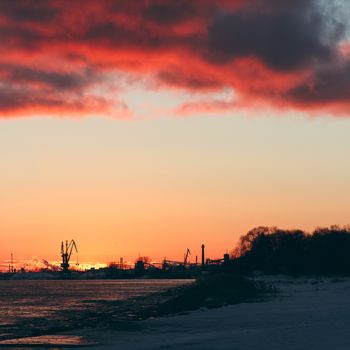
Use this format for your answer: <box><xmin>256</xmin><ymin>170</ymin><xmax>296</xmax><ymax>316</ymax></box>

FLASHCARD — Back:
<box><xmin>61</xmin><ymin>239</ymin><xmax>78</xmax><ymax>273</ymax></box>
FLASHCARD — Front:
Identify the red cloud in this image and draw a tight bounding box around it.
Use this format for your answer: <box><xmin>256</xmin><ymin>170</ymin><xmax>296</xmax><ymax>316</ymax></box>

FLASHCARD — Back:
<box><xmin>0</xmin><ymin>0</ymin><xmax>349</xmax><ymax>117</ymax></box>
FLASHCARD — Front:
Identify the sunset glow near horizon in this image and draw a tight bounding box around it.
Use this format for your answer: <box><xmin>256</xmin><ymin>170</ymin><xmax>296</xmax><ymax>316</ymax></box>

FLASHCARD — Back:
<box><xmin>1</xmin><ymin>1</ymin><xmax>350</xmax><ymax>270</ymax></box>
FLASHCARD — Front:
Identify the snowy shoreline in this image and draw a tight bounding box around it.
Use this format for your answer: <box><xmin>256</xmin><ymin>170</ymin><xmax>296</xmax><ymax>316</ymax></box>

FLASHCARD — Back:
<box><xmin>81</xmin><ymin>276</ymin><xmax>350</xmax><ymax>350</ymax></box>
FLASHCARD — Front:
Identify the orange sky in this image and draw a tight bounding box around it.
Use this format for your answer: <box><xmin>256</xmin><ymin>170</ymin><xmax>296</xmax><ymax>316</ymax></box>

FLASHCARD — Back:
<box><xmin>1</xmin><ymin>115</ymin><xmax>350</xmax><ymax>269</ymax></box>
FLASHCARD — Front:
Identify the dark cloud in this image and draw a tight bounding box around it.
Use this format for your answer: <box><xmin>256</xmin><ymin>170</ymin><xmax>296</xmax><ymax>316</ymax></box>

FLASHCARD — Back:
<box><xmin>84</xmin><ymin>22</ymin><xmax>140</xmax><ymax>46</ymax></box>
<box><xmin>143</xmin><ymin>1</ymin><xmax>196</xmax><ymax>24</ymax></box>
<box><xmin>0</xmin><ymin>0</ymin><xmax>58</xmax><ymax>22</ymax></box>
<box><xmin>208</xmin><ymin>0</ymin><xmax>342</xmax><ymax>71</ymax></box>
<box><xmin>0</xmin><ymin>82</ymin><xmax>112</xmax><ymax>116</ymax></box>
<box><xmin>0</xmin><ymin>65</ymin><xmax>96</xmax><ymax>90</ymax></box>
<box><xmin>0</xmin><ymin>0</ymin><xmax>349</xmax><ymax>117</ymax></box>
<box><xmin>83</xmin><ymin>19</ymin><xmax>203</xmax><ymax>52</ymax></box>
<box><xmin>289</xmin><ymin>60</ymin><xmax>350</xmax><ymax>104</ymax></box>
<box><xmin>0</xmin><ymin>84</ymin><xmax>63</xmax><ymax>111</ymax></box>
<box><xmin>0</xmin><ymin>27</ymin><xmax>44</xmax><ymax>50</ymax></box>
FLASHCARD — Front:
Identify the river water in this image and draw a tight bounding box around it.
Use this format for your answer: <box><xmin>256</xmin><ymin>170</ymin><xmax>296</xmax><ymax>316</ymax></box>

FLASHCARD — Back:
<box><xmin>0</xmin><ymin>279</ymin><xmax>192</xmax><ymax>343</ymax></box>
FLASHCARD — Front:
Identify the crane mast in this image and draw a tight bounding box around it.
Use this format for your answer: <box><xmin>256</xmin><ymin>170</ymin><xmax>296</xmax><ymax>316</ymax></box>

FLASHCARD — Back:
<box><xmin>61</xmin><ymin>239</ymin><xmax>78</xmax><ymax>273</ymax></box>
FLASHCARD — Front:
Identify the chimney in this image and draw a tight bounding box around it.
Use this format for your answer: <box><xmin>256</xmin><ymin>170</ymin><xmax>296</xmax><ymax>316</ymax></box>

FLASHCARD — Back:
<box><xmin>201</xmin><ymin>244</ymin><xmax>205</xmax><ymax>269</ymax></box>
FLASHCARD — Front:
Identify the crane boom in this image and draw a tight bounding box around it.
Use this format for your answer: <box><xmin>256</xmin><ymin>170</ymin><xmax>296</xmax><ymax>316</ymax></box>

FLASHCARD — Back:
<box><xmin>184</xmin><ymin>248</ymin><xmax>191</xmax><ymax>265</ymax></box>
<box><xmin>68</xmin><ymin>240</ymin><xmax>78</xmax><ymax>261</ymax></box>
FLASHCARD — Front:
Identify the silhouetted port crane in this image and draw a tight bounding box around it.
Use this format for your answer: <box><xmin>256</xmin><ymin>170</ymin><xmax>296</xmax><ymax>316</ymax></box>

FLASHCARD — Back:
<box><xmin>184</xmin><ymin>248</ymin><xmax>191</xmax><ymax>265</ymax></box>
<box><xmin>61</xmin><ymin>239</ymin><xmax>78</xmax><ymax>273</ymax></box>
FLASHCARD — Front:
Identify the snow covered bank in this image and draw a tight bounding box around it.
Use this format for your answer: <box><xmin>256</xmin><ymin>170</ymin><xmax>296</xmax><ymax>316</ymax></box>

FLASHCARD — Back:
<box><xmin>83</xmin><ymin>276</ymin><xmax>350</xmax><ymax>350</ymax></box>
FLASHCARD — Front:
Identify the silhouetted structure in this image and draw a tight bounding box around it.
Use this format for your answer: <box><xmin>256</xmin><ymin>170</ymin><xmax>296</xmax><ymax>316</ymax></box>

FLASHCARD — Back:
<box><xmin>201</xmin><ymin>244</ymin><xmax>205</xmax><ymax>269</ymax></box>
<box><xmin>8</xmin><ymin>253</ymin><xmax>15</xmax><ymax>273</ymax></box>
<box><xmin>61</xmin><ymin>240</ymin><xmax>78</xmax><ymax>273</ymax></box>
<box><xmin>135</xmin><ymin>260</ymin><xmax>146</xmax><ymax>276</ymax></box>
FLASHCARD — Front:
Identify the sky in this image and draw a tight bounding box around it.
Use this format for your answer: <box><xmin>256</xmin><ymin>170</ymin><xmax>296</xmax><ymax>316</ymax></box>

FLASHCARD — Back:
<box><xmin>1</xmin><ymin>0</ymin><xmax>350</xmax><ymax>269</ymax></box>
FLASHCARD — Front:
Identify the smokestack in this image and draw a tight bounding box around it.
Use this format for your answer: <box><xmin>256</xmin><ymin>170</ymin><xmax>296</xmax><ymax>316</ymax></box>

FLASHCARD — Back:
<box><xmin>201</xmin><ymin>244</ymin><xmax>205</xmax><ymax>269</ymax></box>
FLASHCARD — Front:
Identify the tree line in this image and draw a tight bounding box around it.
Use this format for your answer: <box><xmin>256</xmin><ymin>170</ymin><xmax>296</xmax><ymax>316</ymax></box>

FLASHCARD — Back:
<box><xmin>230</xmin><ymin>225</ymin><xmax>350</xmax><ymax>275</ymax></box>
